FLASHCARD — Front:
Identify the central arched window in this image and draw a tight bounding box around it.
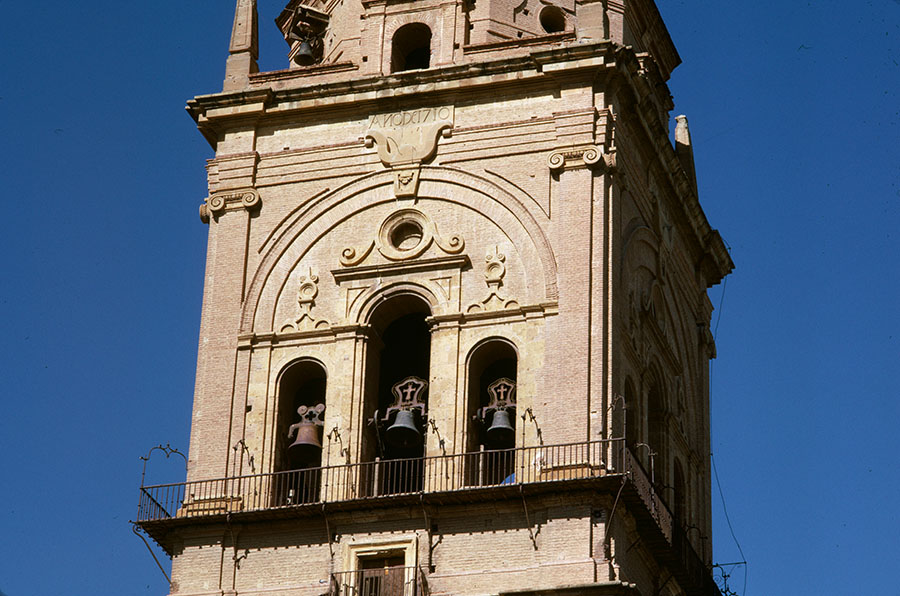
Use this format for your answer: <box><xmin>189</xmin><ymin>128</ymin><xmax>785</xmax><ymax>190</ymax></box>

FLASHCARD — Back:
<box><xmin>391</xmin><ymin>23</ymin><xmax>432</xmax><ymax>73</ymax></box>
<box><xmin>363</xmin><ymin>294</ymin><xmax>432</xmax><ymax>495</ymax></box>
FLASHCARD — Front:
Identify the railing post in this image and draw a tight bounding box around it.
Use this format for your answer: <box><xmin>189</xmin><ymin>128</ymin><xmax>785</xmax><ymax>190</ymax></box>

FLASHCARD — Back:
<box><xmin>373</xmin><ymin>457</ymin><xmax>381</xmax><ymax>497</ymax></box>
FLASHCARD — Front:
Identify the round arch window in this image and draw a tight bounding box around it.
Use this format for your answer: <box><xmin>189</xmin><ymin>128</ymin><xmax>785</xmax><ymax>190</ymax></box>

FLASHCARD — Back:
<box><xmin>539</xmin><ymin>6</ymin><xmax>567</xmax><ymax>34</ymax></box>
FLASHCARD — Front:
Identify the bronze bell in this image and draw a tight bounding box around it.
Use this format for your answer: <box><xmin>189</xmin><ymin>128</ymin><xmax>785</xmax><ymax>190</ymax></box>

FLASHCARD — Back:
<box><xmin>486</xmin><ymin>409</ymin><xmax>515</xmax><ymax>445</ymax></box>
<box><xmin>293</xmin><ymin>41</ymin><xmax>316</xmax><ymax>66</ymax></box>
<box><xmin>288</xmin><ymin>404</ymin><xmax>324</xmax><ymax>464</ymax></box>
<box><xmin>385</xmin><ymin>409</ymin><xmax>422</xmax><ymax>449</ymax></box>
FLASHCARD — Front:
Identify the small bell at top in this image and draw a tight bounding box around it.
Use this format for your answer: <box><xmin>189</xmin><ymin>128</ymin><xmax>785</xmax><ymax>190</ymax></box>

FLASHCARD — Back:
<box><xmin>293</xmin><ymin>41</ymin><xmax>316</xmax><ymax>66</ymax></box>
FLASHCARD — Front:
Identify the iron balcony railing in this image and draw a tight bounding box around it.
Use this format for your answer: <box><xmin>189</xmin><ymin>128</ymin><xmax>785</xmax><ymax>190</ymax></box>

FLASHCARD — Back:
<box><xmin>330</xmin><ymin>566</ymin><xmax>425</xmax><ymax>596</ymax></box>
<box><xmin>137</xmin><ymin>439</ymin><xmax>671</xmax><ymax>543</ymax></box>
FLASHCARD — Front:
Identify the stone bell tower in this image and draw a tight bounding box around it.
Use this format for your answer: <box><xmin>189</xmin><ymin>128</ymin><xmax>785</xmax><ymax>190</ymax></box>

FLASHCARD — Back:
<box><xmin>136</xmin><ymin>0</ymin><xmax>733</xmax><ymax>594</ymax></box>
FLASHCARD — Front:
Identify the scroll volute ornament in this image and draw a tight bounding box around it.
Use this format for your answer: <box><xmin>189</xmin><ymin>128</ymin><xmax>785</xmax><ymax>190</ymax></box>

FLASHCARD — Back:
<box><xmin>340</xmin><ymin>209</ymin><xmax>464</xmax><ymax>267</ymax></box>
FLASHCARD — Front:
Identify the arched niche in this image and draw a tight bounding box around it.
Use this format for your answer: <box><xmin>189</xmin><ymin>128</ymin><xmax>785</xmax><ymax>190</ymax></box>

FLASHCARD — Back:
<box><xmin>646</xmin><ymin>369</ymin><xmax>668</xmax><ymax>488</ymax></box>
<box><xmin>273</xmin><ymin>358</ymin><xmax>327</xmax><ymax>505</ymax></box>
<box><xmin>673</xmin><ymin>457</ymin><xmax>687</xmax><ymax>528</ymax></box>
<box><xmin>464</xmin><ymin>338</ymin><xmax>518</xmax><ymax>485</ymax></box>
<box><xmin>623</xmin><ymin>376</ymin><xmax>639</xmax><ymax>448</ymax></box>
<box><xmin>391</xmin><ymin>23</ymin><xmax>431</xmax><ymax>72</ymax></box>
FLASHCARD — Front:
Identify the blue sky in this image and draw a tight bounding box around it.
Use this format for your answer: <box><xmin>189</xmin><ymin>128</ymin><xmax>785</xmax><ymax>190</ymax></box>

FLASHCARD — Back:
<box><xmin>0</xmin><ymin>1</ymin><xmax>897</xmax><ymax>595</ymax></box>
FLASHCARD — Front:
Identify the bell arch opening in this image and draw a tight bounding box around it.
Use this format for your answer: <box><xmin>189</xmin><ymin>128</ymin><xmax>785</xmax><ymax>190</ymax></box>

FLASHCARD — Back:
<box><xmin>673</xmin><ymin>456</ymin><xmax>687</xmax><ymax>528</ymax></box>
<box><xmin>391</xmin><ymin>23</ymin><xmax>432</xmax><ymax>72</ymax></box>
<box><xmin>623</xmin><ymin>377</ymin><xmax>639</xmax><ymax>448</ymax></box>
<box><xmin>465</xmin><ymin>339</ymin><xmax>518</xmax><ymax>486</ymax></box>
<box><xmin>274</xmin><ymin>359</ymin><xmax>327</xmax><ymax>504</ymax></box>
<box><xmin>363</xmin><ymin>294</ymin><xmax>432</xmax><ymax>495</ymax></box>
<box><xmin>647</xmin><ymin>380</ymin><xmax>667</xmax><ymax>488</ymax></box>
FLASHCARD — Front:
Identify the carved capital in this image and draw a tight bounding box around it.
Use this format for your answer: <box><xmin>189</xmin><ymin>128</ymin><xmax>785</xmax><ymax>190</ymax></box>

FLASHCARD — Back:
<box><xmin>200</xmin><ymin>188</ymin><xmax>261</xmax><ymax>223</ymax></box>
<box><xmin>548</xmin><ymin>146</ymin><xmax>616</xmax><ymax>172</ymax></box>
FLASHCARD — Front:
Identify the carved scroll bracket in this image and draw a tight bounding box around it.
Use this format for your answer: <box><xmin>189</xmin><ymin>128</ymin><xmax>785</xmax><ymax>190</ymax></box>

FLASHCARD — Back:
<box><xmin>200</xmin><ymin>188</ymin><xmax>261</xmax><ymax>224</ymax></box>
<box><xmin>547</xmin><ymin>146</ymin><xmax>616</xmax><ymax>173</ymax></box>
<box><xmin>364</xmin><ymin>106</ymin><xmax>455</xmax><ymax>197</ymax></box>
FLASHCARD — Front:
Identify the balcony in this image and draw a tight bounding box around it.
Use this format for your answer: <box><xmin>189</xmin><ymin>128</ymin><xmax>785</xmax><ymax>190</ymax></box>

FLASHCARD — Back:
<box><xmin>330</xmin><ymin>566</ymin><xmax>425</xmax><ymax>596</ymax></box>
<box><xmin>135</xmin><ymin>439</ymin><xmax>718</xmax><ymax>595</ymax></box>
<box><xmin>137</xmin><ymin>440</ymin><xmax>634</xmax><ymax>523</ymax></box>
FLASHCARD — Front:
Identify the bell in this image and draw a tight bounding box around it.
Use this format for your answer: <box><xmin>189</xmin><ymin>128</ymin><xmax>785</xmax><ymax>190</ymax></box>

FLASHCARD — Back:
<box><xmin>293</xmin><ymin>41</ymin><xmax>316</xmax><ymax>66</ymax></box>
<box><xmin>385</xmin><ymin>409</ymin><xmax>422</xmax><ymax>449</ymax></box>
<box><xmin>486</xmin><ymin>409</ymin><xmax>515</xmax><ymax>445</ymax></box>
<box><xmin>289</xmin><ymin>422</ymin><xmax>323</xmax><ymax>463</ymax></box>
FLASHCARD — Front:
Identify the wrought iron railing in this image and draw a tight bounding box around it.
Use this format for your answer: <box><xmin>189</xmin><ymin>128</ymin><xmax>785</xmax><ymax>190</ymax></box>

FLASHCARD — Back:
<box><xmin>330</xmin><ymin>566</ymin><xmax>425</xmax><ymax>596</ymax></box>
<box><xmin>137</xmin><ymin>439</ymin><xmax>621</xmax><ymax>522</ymax></box>
<box><xmin>622</xmin><ymin>448</ymin><xmax>673</xmax><ymax>543</ymax></box>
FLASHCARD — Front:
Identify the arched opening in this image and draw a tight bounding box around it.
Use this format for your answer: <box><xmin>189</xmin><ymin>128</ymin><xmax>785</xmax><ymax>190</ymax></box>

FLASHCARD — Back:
<box><xmin>673</xmin><ymin>457</ymin><xmax>687</xmax><ymax>528</ymax></box>
<box><xmin>623</xmin><ymin>377</ymin><xmax>639</xmax><ymax>447</ymax></box>
<box><xmin>391</xmin><ymin>23</ymin><xmax>432</xmax><ymax>73</ymax></box>
<box><xmin>363</xmin><ymin>294</ymin><xmax>432</xmax><ymax>495</ymax></box>
<box><xmin>539</xmin><ymin>6</ymin><xmax>567</xmax><ymax>33</ymax></box>
<box><xmin>647</xmin><ymin>382</ymin><xmax>667</xmax><ymax>488</ymax></box>
<box><xmin>274</xmin><ymin>359</ymin><xmax>327</xmax><ymax>504</ymax></box>
<box><xmin>466</xmin><ymin>339</ymin><xmax>517</xmax><ymax>485</ymax></box>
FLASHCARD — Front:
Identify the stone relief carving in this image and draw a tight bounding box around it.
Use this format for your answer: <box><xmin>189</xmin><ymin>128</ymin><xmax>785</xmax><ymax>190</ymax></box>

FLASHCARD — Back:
<box><xmin>547</xmin><ymin>146</ymin><xmax>616</xmax><ymax>172</ymax></box>
<box><xmin>200</xmin><ymin>188</ymin><xmax>261</xmax><ymax>223</ymax></box>
<box><xmin>340</xmin><ymin>208</ymin><xmax>465</xmax><ymax>267</ymax></box>
<box><xmin>279</xmin><ymin>269</ymin><xmax>330</xmax><ymax>333</ymax></box>
<box><xmin>467</xmin><ymin>246</ymin><xmax>520</xmax><ymax>312</ymax></box>
<box><xmin>365</xmin><ymin>106</ymin><xmax>454</xmax><ymax>197</ymax></box>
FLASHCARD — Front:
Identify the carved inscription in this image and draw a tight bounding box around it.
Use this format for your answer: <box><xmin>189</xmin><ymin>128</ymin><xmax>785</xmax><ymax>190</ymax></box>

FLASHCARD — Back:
<box><xmin>368</xmin><ymin>107</ymin><xmax>454</xmax><ymax>129</ymax></box>
<box><xmin>365</xmin><ymin>106</ymin><xmax>454</xmax><ymax>197</ymax></box>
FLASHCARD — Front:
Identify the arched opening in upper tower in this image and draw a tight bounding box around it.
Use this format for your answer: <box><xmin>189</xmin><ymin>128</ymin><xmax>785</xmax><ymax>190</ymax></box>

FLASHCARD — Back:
<box><xmin>538</xmin><ymin>5</ymin><xmax>567</xmax><ymax>34</ymax></box>
<box><xmin>363</xmin><ymin>293</ymin><xmax>432</xmax><ymax>495</ymax></box>
<box><xmin>274</xmin><ymin>359</ymin><xmax>327</xmax><ymax>504</ymax></box>
<box><xmin>465</xmin><ymin>339</ymin><xmax>517</xmax><ymax>485</ymax></box>
<box><xmin>391</xmin><ymin>23</ymin><xmax>432</xmax><ymax>73</ymax></box>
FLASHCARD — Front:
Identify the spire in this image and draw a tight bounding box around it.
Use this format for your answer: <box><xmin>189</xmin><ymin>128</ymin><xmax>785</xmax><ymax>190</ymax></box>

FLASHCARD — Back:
<box><xmin>224</xmin><ymin>0</ymin><xmax>259</xmax><ymax>91</ymax></box>
<box><xmin>674</xmin><ymin>115</ymin><xmax>698</xmax><ymax>194</ymax></box>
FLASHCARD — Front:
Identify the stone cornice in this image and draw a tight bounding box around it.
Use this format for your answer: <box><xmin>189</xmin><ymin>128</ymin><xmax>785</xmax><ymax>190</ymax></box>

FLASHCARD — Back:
<box><xmin>186</xmin><ymin>42</ymin><xmax>616</xmax><ymax>127</ymax></box>
<box><xmin>610</xmin><ymin>47</ymin><xmax>734</xmax><ymax>287</ymax></box>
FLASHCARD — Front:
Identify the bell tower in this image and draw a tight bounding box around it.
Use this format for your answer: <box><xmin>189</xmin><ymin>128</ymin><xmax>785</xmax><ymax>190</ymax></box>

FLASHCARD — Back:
<box><xmin>136</xmin><ymin>0</ymin><xmax>733</xmax><ymax>594</ymax></box>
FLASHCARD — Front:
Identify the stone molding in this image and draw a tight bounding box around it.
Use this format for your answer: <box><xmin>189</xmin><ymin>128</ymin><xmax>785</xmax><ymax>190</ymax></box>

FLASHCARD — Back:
<box><xmin>199</xmin><ymin>187</ymin><xmax>261</xmax><ymax>223</ymax></box>
<box><xmin>241</xmin><ymin>167</ymin><xmax>559</xmax><ymax>334</ymax></box>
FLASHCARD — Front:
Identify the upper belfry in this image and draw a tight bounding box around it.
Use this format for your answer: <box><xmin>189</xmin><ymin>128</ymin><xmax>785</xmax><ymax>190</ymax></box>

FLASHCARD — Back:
<box><xmin>221</xmin><ymin>0</ymin><xmax>680</xmax><ymax>92</ymax></box>
<box><xmin>142</xmin><ymin>1</ymin><xmax>733</xmax><ymax>594</ymax></box>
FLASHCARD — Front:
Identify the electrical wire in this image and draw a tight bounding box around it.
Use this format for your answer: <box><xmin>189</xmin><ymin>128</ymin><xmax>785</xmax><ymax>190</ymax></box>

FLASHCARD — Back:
<box><xmin>713</xmin><ymin>276</ymin><xmax>728</xmax><ymax>341</ymax></box>
<box><xmin>711</xmin><ymin>453</ymin><xmax>747</xmax><ymax>595</ymax></box>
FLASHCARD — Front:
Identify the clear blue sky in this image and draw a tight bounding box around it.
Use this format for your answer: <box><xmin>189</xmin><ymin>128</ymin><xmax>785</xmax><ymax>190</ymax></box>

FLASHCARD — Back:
<box><xmin>0</xmin><ymin>2</ymin><xmax>897</xmax><ymax>595</ymax></box>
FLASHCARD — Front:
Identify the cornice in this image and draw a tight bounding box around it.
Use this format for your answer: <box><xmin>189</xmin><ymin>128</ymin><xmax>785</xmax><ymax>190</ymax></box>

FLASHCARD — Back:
<box><xmin>186</xmin><ymin>42</ymin><xmax>617</xmax><ymax>125</ymax></box>
<box><xmin>611</xmin><ymin>47</ymin><xmax>734</xmax><ymax>287</ymax></box>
